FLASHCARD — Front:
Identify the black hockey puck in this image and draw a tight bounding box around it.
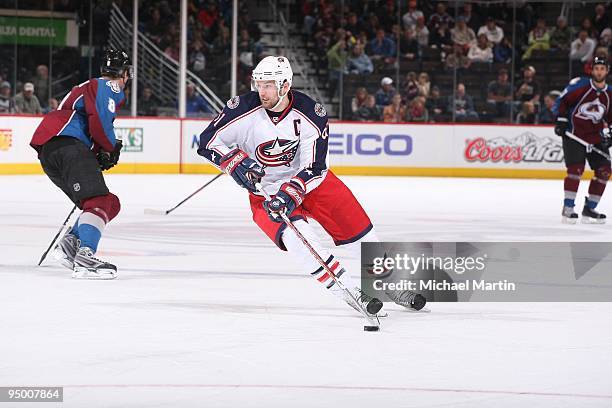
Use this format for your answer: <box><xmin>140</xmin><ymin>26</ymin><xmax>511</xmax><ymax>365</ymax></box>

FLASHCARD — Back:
<box><xmin>364</xmin><ymin>325</ymin><xmax>380</xmax><ymax>332</ymax></box>
<box><xmin>412</xmin><ymin>294</ymin><xmax>427</xmax><ymax>311</ymax></box>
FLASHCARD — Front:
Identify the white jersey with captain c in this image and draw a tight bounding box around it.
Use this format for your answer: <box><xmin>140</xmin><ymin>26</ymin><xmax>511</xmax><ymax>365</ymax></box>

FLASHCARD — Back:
<box><xmin>197</xmin><ymin>90</ymin><xmax>329</xmax><ymax>195</ymax></box>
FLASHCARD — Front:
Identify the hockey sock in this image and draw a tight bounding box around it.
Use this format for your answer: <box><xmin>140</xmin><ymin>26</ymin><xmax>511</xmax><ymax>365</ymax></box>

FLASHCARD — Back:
<box><xmin>587</xmin><ymin>166</ymin><xmax>611</xmax><ymax>209</ymax></box>
<box><xmin>70</xmin><ymin>219</ymin><xmax>80</xmax><ymax>239</ymax></box>
<box><xmin>564</xmin><ymin>164</ymin><xmax>584</xmax><ymax>207</ymax></box>
<box><xmin>76</xmin><ymin>211</ymin><xmax>106</xmax><ymax>252</ymax></box>
<box><xmin>282</xmin><ymin>219</ymin><xmax>354</xmax><ymax>294</ymax></box>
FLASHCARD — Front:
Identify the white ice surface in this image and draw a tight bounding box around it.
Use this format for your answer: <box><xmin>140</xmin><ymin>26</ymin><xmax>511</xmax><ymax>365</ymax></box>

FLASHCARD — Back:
<box><xmin>1</xmin><ymin>174</ymin><xmax>611</xmax><ymax>408</ymax></box>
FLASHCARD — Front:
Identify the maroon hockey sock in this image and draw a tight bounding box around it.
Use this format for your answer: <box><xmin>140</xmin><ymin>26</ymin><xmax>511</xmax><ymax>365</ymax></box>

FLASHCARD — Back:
<box><xmin>587</xmin><ymin>166</ymin><xmax>611</xmax><ymax>208</ymax></box>
<box><xmin>564</xmin><ymin>164</ymin><xmax>584</xmax><ymax>206</ymax></box>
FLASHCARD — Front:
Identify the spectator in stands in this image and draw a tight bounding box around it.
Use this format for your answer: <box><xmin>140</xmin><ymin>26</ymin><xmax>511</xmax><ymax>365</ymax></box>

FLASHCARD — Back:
<box><xmin>407</xmin><ymin>96</ymin><xmax>429</xmax><ymax>122</ymax></box>
<box><xmin>428</xmin><ymin>2</ymin><xmax>454</xmax><ymax>32</ymax></box>
<box><xmin>416</xmin><ymin>72</ymin><xmax>430</xmax><ymax>97</ymax></box>
<box><xmin>580</xmin><ymin>17</ymin><xmax>598</xmax><ymax>39</ymax></box>
<box><xmin>190</xmin><ymin>39</ymin><xmax>207</xmax><ymax>80</ymax></box>
<box><xmin>138</xmin><ymin>87</ymin><xmax>159</xmax><ymax>117</ymax></box>
<box><xmin>550</xmin><ymin>16</ymin><xmax>572</xmax><ymax>51</ymax></box>
<box><xmin>593</xmin><ymin>3</ymin><xmax>609</xmax><ymax>36</ymax></box>
<box><xmin>468</xmin><ymin>33</ymin><xmax>493</xmax><ymax>63</ymax></box>
<box><xmin>375</xmin><ymin>77</ymin><xmax>397</xmax><ymax>107</ymax></box>
<box><xmin>14</xmin><ymin>82</ymin><xmax>42</xmax><ymax>115</ymax></box>
<box><xmin>43</xmin><ymin>98</ymin><xmax>58</xmax><ymax>114</ymax></box>
<box><xmin>354</xmin><ymin>94</ymin><xmax>381</xmax><ymax>121</ymax></box>
<box><xmin>145</xmin><ymin>6</ymin><xmax>165</xmax><ymax>46</ymax></box>
<box><xmin>326</xmin><ymin>37</ymin><xmax>347</xmax><ymax>97</ymax></box>
<box><xmin>402</xmin><ymin>0</ymin><xmax>424</xmax><ymax>30</ymax></box>
<box><xmin>198</xmin><ymin>2</ymin><xmax>219</xmax><ymax>32</ymax></box>
<box><xmin>599</xmin><ymin>28</ymin><xmax>612</xmax><ymax>54</ymax></box>
<box><xmin>0</xmin><ymin>81</ymin><xmax>13</xmax><ymax>114</ymax></box>
<box><xmin>351</xmin><ymin>87</ymin><xmax>369</xmax><ymax>115</ymax></box>
<box><xmin>445</xmin><ymin>43</ymin><xmax>471</xmax><ymax>70</ymax></box>
<box><xmin>425</xmin><ymin>86</ymin><xmax>446</xmax><ymax>120</ymax></box>
<box><xmin>399</xmin><ymin>28</ymin><xmax>419</xmax><ymax>60</ymax></box>
<box><xmin>460</xmin><ymin>2</ymin><xmax>481</xmax><ymax>32</ymax></box>
<box><xmin>345</xmin><ymin>12</ymin><xmax>366</xmax><ymax>37</ymax></box>
<box><xmin>516</xmin><ymin>101</ymin><xmax>537</xmax><ymax>124</ymax></box>
<box><xmin>185</xmin><ymin>83</ymin><xmax>212</xmax><ymax>116</ymax></box>
<box><xmin>570</xmin><ymin>30</ymin><xmax>597</xmax><ymax>63</ymax></box>
<box><xmin>515</xmin><ymin>65</ymin><xmax>541</xmax><ymax>108</ymax></box>
<box><xmin>414</xmin><ymin>16</ymin><xmax>430</xmax><ymax>48</ymax></box>
<box><xmin>377</xmin><ymin>1</ymin><xmax>397</xmax><ymax>29</ymax></box>
<box><xmin>401</xmin><ymin>72</ymin><xmax>419</xmax><ymax>102</ymax></box>
<box><xmin>522</xmin><ymin>18</ymin><xmax>550</xmax><ymax>60</ymax></box>
<box><xmin>32</xmin><ymin>65</ymin><xmax>49</xmax><ymax>108</ymax></box>
<box><xmin>448</xmin><ymin>83</ymin><xmax>479</xmax><ymax>122</ymax></box>
<box><xmin>368</xmin><ymin>28</ymin><xmax>396</xmax><ymax>66</ymax></box>
<box><xmin>538</xmin><ymin>93</ymin><xmax>556</xmax><ymax>124</ymax></box>
<box><xmin>451</xmin><ymin>16</ymin><xmax>476</xmax><ymax>53</ymax></box>
<box><xmin>165</xmin><ymin>39</ymin><xmax>180</xmax><ymax>61</ymax></box>
<box><xmin>494</xmin><ymin>36</ymin><xmax>514</xmax><ymax>63</ymax></box>
<box><xmin>430</xmin><ymin>20</ymin><xmax>453</xmax><ymax>54</ymax></box>
<box><xmin>477</xmin><ymin>17</ymin><xmax>504</xmax><ymax>46</ymax></box>
<box><xmin>487</xmin><ymin>68</ymin><xmax>512</xmax><ymax>118</ymax></box>
<box><xmin>383</xmin><ymin>94</ymin><xmax>407</xmax><ymax>123</ymax></box>
<box><xmin>347</xmin><ymin>42</ymin><xmax>373</xmax><ymax>74</ymax></box>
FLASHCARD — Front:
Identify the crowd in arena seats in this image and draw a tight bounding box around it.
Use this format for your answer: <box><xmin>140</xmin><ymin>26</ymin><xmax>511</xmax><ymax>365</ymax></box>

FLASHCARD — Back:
<box><xmin>302</xmin><ymin>0</ymin><xmax>612</xmax><ymax>123</ymax></box>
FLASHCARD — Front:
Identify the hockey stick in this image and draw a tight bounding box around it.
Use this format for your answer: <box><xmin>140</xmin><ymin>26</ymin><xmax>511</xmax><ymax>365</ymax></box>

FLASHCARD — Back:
<box><xmin>565</xmin><ymin>131</ymin><xmax>611</xmax><ymax>161</ymax></box>
<box><xmin>144</xmin><ymin>172</ymin><xmax>224</xmax><ymax>215</ymax></box>
<box><xmin>37</xmin><ymin>204</ymin><xmax>78</xmax><ymax>266</ymax></box>
<box><xmin>255</xmin><ymin>183</ymin><xmax>380</xmax><ymax>329</ymax></box>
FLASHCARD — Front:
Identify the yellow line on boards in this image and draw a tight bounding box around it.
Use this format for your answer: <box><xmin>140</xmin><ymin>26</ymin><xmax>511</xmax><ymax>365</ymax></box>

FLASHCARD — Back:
<box><xmin>0</xmin><ymin>163</ymin><xmax>595</xmax><ymax>180</ymax></box>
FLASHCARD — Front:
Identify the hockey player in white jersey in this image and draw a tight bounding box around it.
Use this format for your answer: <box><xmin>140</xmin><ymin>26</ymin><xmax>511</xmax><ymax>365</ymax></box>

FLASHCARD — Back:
<box><xmin>197</xmin><ymin>56</ymin><xmax>425</xmax><ymax>316</ymax></box>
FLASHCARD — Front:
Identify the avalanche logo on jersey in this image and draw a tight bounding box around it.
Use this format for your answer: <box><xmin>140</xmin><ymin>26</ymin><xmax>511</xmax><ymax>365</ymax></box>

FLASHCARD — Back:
<box><xmin>576</xmin><ymin>100</ymin><xmax>606</xmax><ymax>123</ymax></box>
<box><xmin>255</xmin><ymin>138</ymin><xmax>299</xmax><ymax>167</ymax></box>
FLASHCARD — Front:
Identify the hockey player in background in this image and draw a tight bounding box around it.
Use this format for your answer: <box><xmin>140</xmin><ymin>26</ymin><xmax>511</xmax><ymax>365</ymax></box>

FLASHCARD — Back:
<box><xmin>554</xmin><ymin>56</ymin><xmax>612</xmax><ymax>224</ymax></box>
<box><xmin>198</xmin><ymin>56</ymin><xmax>424</xmax><ymax>317</ymax></box>
<box><xmin>30</xmin><ymin>48</ymin><xmax>131</xmax><ymax>279</ymax></box>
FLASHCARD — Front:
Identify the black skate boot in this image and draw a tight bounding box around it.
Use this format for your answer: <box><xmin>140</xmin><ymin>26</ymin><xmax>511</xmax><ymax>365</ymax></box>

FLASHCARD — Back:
<box><xmin>343</xmin><ymin>288</ymin><xmax>384</xmax><ymax>317</ymax></box>
<box><xmin>561</xmin><ymin>205</ymin><xmax>579</xmax><ymax>224</ymax></box>
<box><xmin>582</xmin><ymin>198</ymin><xmax>606</xmax><ymax>224</ymax></box>
<box><xmin>385</xmin><ymin>289</ymin><xmax>427</xmax><ymax>311</ymax></box>
<box><xmin>72</xmin><ymin>247</ymin><xmax>117</xmax><ymax>279</ymax></box>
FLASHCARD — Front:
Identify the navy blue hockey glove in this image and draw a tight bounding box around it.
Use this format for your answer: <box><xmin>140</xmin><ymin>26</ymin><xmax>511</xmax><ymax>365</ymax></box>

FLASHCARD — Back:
<box><xmin>554</xmin><ymin>117</ymin><xmax>568</xmax><ymax>137</ymax></box>
<box><xmin>97</xmin><ymin>140</ymin><xmax>122</xmax><ymax>171</ymax></box>
<box><xmin>601</xmin><ymin>127</ymin><xmax>612</xmax><ymax>149</ymax></box>
<box><xmin>264</xmin><ymin>181</ymin><xmax>305</xmax><ymax>223</ymax></box>
<box><xmin>219</xmin><ymin>148</ymin><xmax>265</xmax><ymax>193</ymax></box>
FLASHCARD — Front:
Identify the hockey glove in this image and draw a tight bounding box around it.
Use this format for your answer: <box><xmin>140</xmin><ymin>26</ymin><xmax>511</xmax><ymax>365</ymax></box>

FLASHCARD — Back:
<box><xmin>601</xmin><ymin>126</ymin><xmax>612</xmax><ymax>149</ymax></box>
<box><xmin>554</xmin><ymin>117</ymin><xmax>568</xmax><ymax>137</ymax></box>
<box><xmin>264</xmin><ymin>181</ymin><xmax>305</xmax><ymax>223</ymax></box>
<box><xmin>97</xmin><ymin>140</ymin><xmax>123</xmax><ymax>171</ymax></box>
<box><xmin>219</xmin><ymin>148</ymin><xmax>265</xmax><ymax>193</ymax></box>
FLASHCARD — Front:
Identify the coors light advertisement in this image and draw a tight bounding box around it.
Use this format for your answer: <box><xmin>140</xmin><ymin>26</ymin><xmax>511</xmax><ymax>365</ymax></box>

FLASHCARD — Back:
<box><xmin>464</xmin><ymin>131</ymin><xmax>563</xmax><ymax>163</ymax></box>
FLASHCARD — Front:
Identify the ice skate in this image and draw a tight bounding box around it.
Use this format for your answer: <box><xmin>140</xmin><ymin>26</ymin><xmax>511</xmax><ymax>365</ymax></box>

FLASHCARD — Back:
<box><xmin>342</xmin><ymin>288</ymin><xmax>384</xmax><ymax>318</ymax></box>
<box><xmin>561</xmin><ymin>206</ymin><xmax>578</xmax><ymax>224</ymax></box>
<box><xmin>582</xmin><ymin>200</ymin><xmax>606</xmax><ymax>224</ymax></box>
<box><xmin>72</xmin><ymin>247</ymin><xmax>117</xmax><ymax>280</ymax></box>
<box><xmin>52</xmin><ymin>228</ymin><xmax>79</xmax><ymax>269</ymax></box>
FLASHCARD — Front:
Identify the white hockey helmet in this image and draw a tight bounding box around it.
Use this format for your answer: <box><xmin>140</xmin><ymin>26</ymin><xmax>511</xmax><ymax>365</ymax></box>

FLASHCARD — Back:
<box><xmin>251</xmin><ymin>56</ymin><xmax>293</xmax><ymax>91</ymax></box>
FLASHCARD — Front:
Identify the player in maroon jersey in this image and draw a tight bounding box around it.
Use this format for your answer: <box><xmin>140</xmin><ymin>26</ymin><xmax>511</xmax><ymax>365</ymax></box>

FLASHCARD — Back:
<box><xmin>553</xmin><ymin>56</ymin><xmax>612</xmax><ymax>224</ymax></box>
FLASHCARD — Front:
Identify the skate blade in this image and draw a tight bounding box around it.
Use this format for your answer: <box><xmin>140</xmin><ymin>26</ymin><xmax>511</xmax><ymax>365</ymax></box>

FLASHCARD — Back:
<box><xmin>51</xmin><ymin>247</ymin><xmax>74</xmax><ymax>269</ymax></box>
<box><xmin>72</xmin><ymin>267</ymin><xmax>117</xmax><ymax>280</ymax></box>
<box><xmin>561</xmin><ymin>217</ymin><xmax>578</xmax><ymax>224</ymax></box>
<box><xmin>580</xmin><ymin>217</ymin><xmax>606</xmax><ymax>224</ymax></box>
<box><xmin>402</xmin><ymin>307</ymin><xmax>431</xmax><ymax>313</ymax></box>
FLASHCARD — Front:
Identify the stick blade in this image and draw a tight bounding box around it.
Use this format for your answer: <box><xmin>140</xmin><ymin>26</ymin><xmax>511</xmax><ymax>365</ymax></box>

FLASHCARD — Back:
<box><xmin>144</xmin><ymin>208</ymin><xmax>168</xmax><ymax>215</ymax></box>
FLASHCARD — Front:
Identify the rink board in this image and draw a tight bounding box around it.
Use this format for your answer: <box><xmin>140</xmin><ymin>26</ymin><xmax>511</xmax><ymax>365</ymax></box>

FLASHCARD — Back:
<box><xmin>0</xmin><ymin>115</ymin><xmax>587</xmax><ymax>179</ymax></box>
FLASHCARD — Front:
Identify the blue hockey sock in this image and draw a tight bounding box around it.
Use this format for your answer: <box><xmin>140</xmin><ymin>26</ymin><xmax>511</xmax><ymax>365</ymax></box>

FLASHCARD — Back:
<box><xmin>76</xmin><ymin>211</ymin><xmax>106</xmax><ymax>252</ymax></box>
